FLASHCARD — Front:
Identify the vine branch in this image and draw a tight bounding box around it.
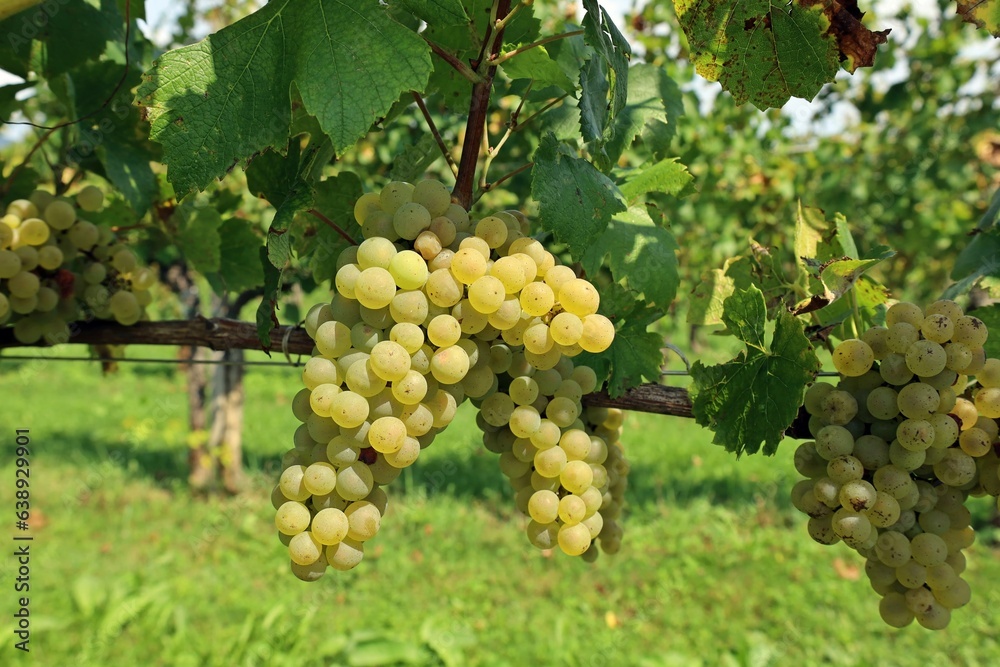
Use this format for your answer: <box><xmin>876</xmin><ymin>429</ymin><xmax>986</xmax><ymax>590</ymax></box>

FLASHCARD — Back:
<box><xmin>423</xmin><ymin>37</ymin><xmax>482</xmax><ymax>83</ymax></box>
<box><xmin>0</xmin><ymin>317</ymin><xmax>813</xmax><ymax>439</ymax></box>
<box><xmin>453</xmin><ymin>0</ymin><xmax>512</xmax><ymax>209</ymax></box>
<box><xmin>411</xmin><ymin>91</ymin><xmax>459</xmax><ymax>177</ymax></box>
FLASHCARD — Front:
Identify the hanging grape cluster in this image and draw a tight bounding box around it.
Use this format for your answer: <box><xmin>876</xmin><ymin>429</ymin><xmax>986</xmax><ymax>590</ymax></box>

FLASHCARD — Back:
<box><xmin>792</xmin><ymin>300</ymin><xmax>1000</xmax><ymax>630</ymax></box>
<box><xmin>0</xmin><ymin>185</ymin><xmax>157</xmax><ymax>344</ymax></box>
<box><xmin>274</xmin><ymin>179</ymin><xmax>627</xmax><ymax>580</ymax></box>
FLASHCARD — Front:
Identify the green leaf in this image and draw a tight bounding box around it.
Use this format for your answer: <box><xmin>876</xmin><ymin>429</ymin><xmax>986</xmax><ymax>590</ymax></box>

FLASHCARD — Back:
<box><xmin>211</xmin><ymin>219</ymin><xmax>264</xmax><ymax>293</ymax></box>
<box><xmin>530</xmin><ymin>133</ymin><xmax>625</xmax><ymax>259</ymax></box>
<box><xmin>0</xmin><ymin>82</ymin><xmax>29</xmax><ymax>119</ymax></box>
<box><xmin>40</xmin><ymin>0</ymin><xmax>120</xmax><ymax>76</ymax></box>
<box><xmin>302</xmin><ymin>173</ymin><xmax>363</xmax><ymax>284</ymax></box>
<box><xmin>581</xmin><ymin>206</ymin><xmax>679</xmax><ymax>308</ymax></box>
<box><xmin>388</xmin><ymin>134</ymin><xmax>442</xmax><ymax>183</ymax></box>
<box><xmin>577</xmin><ymin>56</ymin><xmax>609</xmax><ymax>163</ymax></box>
<box><xmin>501</xmin><ymin>45</ymin><xmax>576</xmax><ymax>93</ymax></box>
<box><xmin>606</xmin><ymin>64</ymin><xmax>681</xmax><ymax>164</ymax></box>
<box><xmin>97</xmin><ymin>137</ymin><xmax>159</xmax><ymax>215</ymax></box>
<box><xmin>267</xmin><ymin>183</ymin><xmax>314</xmax><ymax>269</ymax></box>
<box><xmin>687</xmin><ymin>265</ymin><xmax>736</xmax><ymax>326</ymax></box>
<box><xmin>256</xmin><ymin>246</ymin><xmax>283</xmax><ymax>351</ymax></box>
<box><xmin>394</xmin><ymin>0</ymin><xmax>469</xmax><ymax>26</ymax></box>
<box><xmin>958</xmin><ymin>0</ymin><xmax>1000</xmax><ymax>37</ymax></box>
<box><xmin>581</xmin><ymin>0</ymin><xmax>630</xmax><ymax>120</ymax></box>
<box><xmin>952</xmin><ymin>228</ymin><xmax>1000</xmax><ymax>281</ymax></box>
<box><xmin>174</xmin><ymin>202</ymin><xmax>224</xmax><ymax>274</ymax></box>
<box><xmin>617</xmin><ymin>158</ymin><xmax>694</xmax><ymax>204</ymax></box>
<box><xmin>245</xmin><ymin>142</ymin><xmax>302</xmax><ymax>206</ymax></box>
<box><xmin>138</xmin><ymin>0</ymin><xmax>432</xmax><ymax>195</ymax></box>
<box><xmin>674</xmin><ymin>0</ymin><xmax>843</xmax><ymax>109</ymax></box>
<box><xmin>974</xmin><ymin>304</ymin><xmax>1000</xmax><ymax>359</ymax></box>
<box><xmin>690</xmin><ymin>286</ymin><xmax>820</xmax><ymax>456</ymax></box>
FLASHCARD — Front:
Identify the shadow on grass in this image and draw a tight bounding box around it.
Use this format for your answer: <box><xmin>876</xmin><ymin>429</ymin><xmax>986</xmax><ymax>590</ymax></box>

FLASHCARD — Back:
<box><xmin>43</xmin><ymin>429</ymin><xmax>803</xmax><ymax>515</ymax></box>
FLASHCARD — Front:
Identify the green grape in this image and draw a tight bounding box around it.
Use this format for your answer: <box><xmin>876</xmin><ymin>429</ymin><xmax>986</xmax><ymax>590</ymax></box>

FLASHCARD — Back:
<box><xmin>933</xmin><ymin>578</ymin><xmax>971</xmax><ymax>610</ymax></box>
<box><xmin>831</xmin><ymin>508</ymin><xmax>871</xmax><ymax>544</ymax></box>
<box><xmin>873</xmin><ymin>465</ymin><xmax>913</xmax><ymax>499</ymax></box>
<box><xmin>0</xmin><ymin>249</ymin><xmax>22</xmax><ymax>278</ymax></box>
<box><xmin>557</xmin><ymin>523</ymin><xmax>592</xmax><ymax>556</ymax></box>
<box><xmin>18</xmin><ymin>218</ymin><xmax>49</xmax><ymax>245</ymax></box>
<box><xmin>109</xmin><ymin>290</ymin><xmax>140</xmax><ymax>325</ymax></box>
<box><xmin>475</xmin><ymin>215</ymin><xmax>508</xmax><ymax>249</ymax></box>
<box><xmin>827</xmin><ymin>455</ymin><xmax>864</xmax><ymax>484</ymax></box>
<box><xmin>425</xmin><ymin>268</ymin><xmax>463</xmax><ymax>308</ymax></box>
<box><xmin>429</xmin><ymin>216</ymin><xmax>457</xmax><ymax>247</ymax></box>
<box><xmin>958</xmin><ymin>427</ymin><xmax>991</xmax><ymax>457</ymax></box>
<box><xmin>905</xmin><ymin>340</ymin><xmax>947</xmax><ymax>377</ymax></box>
<box><xmin>8</xmin><ymin>271</ymin><xmax>40</xmax><ymax>298</ymax></box>
<box><xmin>429</xmin><ymin>345</ymin><xmax>470</xmax><ymax>384</ymax></box>
<box><xmin>369</xmin><ymin>340</ymin><xmax>411</xmax><ymax>382</ymax></box>
<box><xmin>74</xmin><ymin>185</ymin><xmax>104</xmax><ymax>212</ymax></box>
<box><xmin>275</xmin><ymin>501</ymin><xmax>311</xmax><ymax>535</ymax></box>
<box><xmin>861</xmin><ymin>326</ymin><xmax>891</xmax><ymax>359</ymax></box>
<box><xmin>326</xmin><ymin>538</ymin><xmax>365</xmax><ymax>571</ymax></box>
<box><xmin>921</xmin><ymin>314</ymin><xmax>954</xmax><ymax>344</ymax></box>
<box><xmin>896</xmin><ymin>419</ymin><xmax>934</xmax><ymax>451</ymax></box>
<box><xmin>558</xmin><ymin>279</ymin><xmax>600</xmax><ymax>317</ymax></box>
<box><xmin>910</xmin><ymin>533</ymin><xmax>948</xmax><ymax>567</ymax></box>
<box><xmin>579</xmin><ymin>314</ymin><xmax>615</xmax><ymax>353</ymax></box>
<box><xmin>879</xmin><ymin>353</ymin><xmax>914</xmax><ymax>385</ymax></box>
<box><xmin>311</xmin><ymin>508</ymin><xmax>349</xmax><ymax>545</ymax></box>
<box><xmin>839</xmin><ymin>479</ymin><xmax>877</xmax><ymax>511</ymax></box>
<box><xmin>344</xmin><ymin>501</ymin><xmax>382</xmax><ymax>541</ymax></box>
<box><xmin>112</xmin><ymin>249</ymin><xmax>137</xmax><ymax>273</ymax></box>
<box><xmin>14</xmin><ymin>246</ymin><xmax>37</xmax><ymax>270</ymax></box>
<box><xmin>468</xmin><ymin>275</ymin><xmax>505</xmax><ymax>314</ymax></box>
<box><xmin>886</xmin><ymin>322</ymin><xmax>920</xmax><ymax>354</ymax></box>
<box><xmin>933</xmin><ymin>449</ymin><xmax>977</xmax><ymax>487</ymax></box>
<box><xmin>560</xmin><ymin>460</ymin><xmax>594</xmax><ymax>495</ymax></box>
<box><xmin>387</xmin><ymin>250</ymin><xmax>428</xmax><ymax>290</ymax></box>
<box><xmin>887</xmin><ymin>301</ymin><xmax>924</xmax><ymax>327</ymax></box>
<box><xmin>832</xmin><ymin>339</ymin><xmax>875</xmax><ymax>376</ymax></box>
<box><xmin>302</xmin><ymin>462</ymin><xmax>338</xmax><ymax>496</ymax></box>
<box><xmin>550</xmin><ymin>312</ymin><xmax>583</xmax><ymax>346</ymax></box>
<box><xmin>866</xmin><ymin>387</ymin><xmax>899</xmax><ymax>420</ymax></box>
<box><xmin>354</xmin><ymin>267</ymin><xmax>396</xmax><ymax>309</ymax></box>
<box><xmin>879</xmin><ymin>592</ymin><xmax>915</xmax><ymax>628</ymax></box>
<box><xmin>952</xmin><ymin>316</ymin><xmax>987</xmax><ymax>347</ymax></box>
<box><xmin>866</xmin><ymin>491</ymin><xmax>901</xmax><ymax>528</ymax></box>
<box><xmin>356</xmin><ymin>237</ymin><xmax>397</xmax><ymax>270</ymax></box>
<box><xmin>974</xmin><ymin>386</ymin><xmax>1000</xmax><ymax>418</ymax></box>
<box><xmin>4</xmin><ymin>199</ymin><xmax>34</xmax><ymax>219</ymax></box>
<box><xmin>818</xmin><ymin>390</ymin><xmax>858</xmax><ymax>425</ymax></box>
<box><xmin>392</xmin><ymin>202</ymin><xmax>431</xmax><ymax>240</ymax></box>
<box><xmin>0</xmin><ymin>292</ymin><xmax>9</xmax><ymax>319</ymax></box>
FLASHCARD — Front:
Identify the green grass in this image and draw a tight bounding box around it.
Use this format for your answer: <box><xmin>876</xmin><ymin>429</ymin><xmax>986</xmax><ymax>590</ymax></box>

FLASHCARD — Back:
<box><xmin>1</xmin><ymin>352</ymin><xmax>1000</xmax><ymax>666</ymax></box>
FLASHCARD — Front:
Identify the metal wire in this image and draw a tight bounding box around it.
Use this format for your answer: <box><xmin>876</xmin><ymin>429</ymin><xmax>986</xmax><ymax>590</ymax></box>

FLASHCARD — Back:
<box><xmin>0</xmin><ymin>354</ymin><xmax>302</xmax><ymax>368</ymax></box>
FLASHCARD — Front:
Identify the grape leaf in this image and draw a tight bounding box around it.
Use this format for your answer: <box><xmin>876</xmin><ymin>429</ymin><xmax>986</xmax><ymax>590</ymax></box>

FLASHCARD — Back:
<box><xmin>208</xmin><ymin>218</ymin><xmax>264</xmax><ymax>294</ymax></box>
<box><xmin>137</xmin><ymin>0</ymin><xmax>432</xmax><ymax>196</ymax></box>
<box><xmin>974</xmin><ymin>305</ymin><xmax>1000</xmax><ymax>359</ymax></box>
<box><xmin>267</xmin><ymin>183</ymin><xmax>314</xmax><ymax>269</ymax></box>
<box><xmin>581</xmin><ymin>206</ymin><xmax>680</xmax><ymax>308</ymax></box>
<box><xmin>300</xmin><ymin>173</ymin><xmax>363</xmax><ymax>284</ymax></box>
<box><xmin>605</xmin><ymin>64</ymin><xmax>681</xmax><ymax>164</ymax></box>
<box><xmin>0</xmin><ymin>0</ymin><xmax>120</xmax><ymax>76</ymax></box>
<box><xmin>256</xmin><ymin>246</ymin><xmax>283</xmax><ymax>351</ymax></box>
<box><xmin>394</xmin><ymin>0</ymin><xmax>469</xmax><ymax>26</ymax></box>
<box><xmin>690</xmin><ymin>286</ymin><xmax>820</xmax><ymax>456</ymax></box>
<box><xmin>174</xmin><ymin>202</ymin><xmax>224</xmax><ymax>274</ymax></box>
<box><xmin>673</xmin><ymin>0</ymin><xmax>889</xmax><ymax>110</ymax></box>
<box><xmin>530</xmin><ymin>133</ymin><xmax>626</xmax><ymax>259</ymax></box>
<box><xmin>581</xmin><ymin>0</ymin><xmax>630</xmax><ymax>120</ymax></box>
<box><xmin>958</xmin><ymin>0</ymin><xmax>1000</xmax><ymax>37</ymax></box>
<box><xmin>687</xmin><ymin>265</ymin><xmax>736</xmax><ymax>326</ymax></box>
<box><xmin>578</xmin><ymin>56</ymin><xmax>610</xmax><ymax>163</ymax></box>
<box><xmin>617</xmin><ymin>158</ymin><xmax>694</xmax><ymax>204</ymax></box>
<box><xmin>389</xmin><ymin>134</ymin><xmax>442</xmax><ymax>183</ymax></box>
<box><xmin>501</xmin><ymin>45</ymin><xmax>576</xmax><ymax>93</ymax></box>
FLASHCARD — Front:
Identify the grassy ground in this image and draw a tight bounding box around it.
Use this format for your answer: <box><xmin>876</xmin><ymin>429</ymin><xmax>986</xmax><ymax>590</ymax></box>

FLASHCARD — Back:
<box><xmin>1</xmin><ymin>351</ymin><xmax>1000</xmax><ymax>666</ymax></box>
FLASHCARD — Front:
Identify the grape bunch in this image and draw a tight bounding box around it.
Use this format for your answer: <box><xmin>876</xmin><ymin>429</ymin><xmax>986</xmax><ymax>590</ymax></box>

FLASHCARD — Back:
<box><xmin>792</xmin><ymin>300</ymin><xmax>1000</xmax><ymax>630</ymax></box>
<box><xmin>274</xmin><ymin>178</ymin><xmax>619</xmax><ymax>581</ymax></box>
<box><xmin>0</xmin><ymin>185</ymin><xmax>157</xmax><ymax>344</ymax></box>
<box><xmin>478</xmin><ymin>356</ymin><xmax>629</xmax><ymax>560</ymax></box>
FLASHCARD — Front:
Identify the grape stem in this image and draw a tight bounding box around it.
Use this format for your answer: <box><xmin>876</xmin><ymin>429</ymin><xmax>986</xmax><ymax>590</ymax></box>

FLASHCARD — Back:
<box><xmin>423</xmin><ymin>38</ymin><xmax>483</xmax><ymax>84</ymax></box>
<box><xmin>477</xmin><ymin>161</ymin><xmax>533</xmax><ymax>200</ymax></box>
<box><xmin>453</xmin><ymin>0</ymin><xmax>513</xmax><ymax>209</ymax></box>
<box><xmin>307</xmin><ymin>209</ymin><xmax>358</xmax><ymax>245</ymax></box>
<box><xmin>410</xmin><ymin>91</ymin><xmax>459</xmax><ymax>177</ymax></box>
<box><xmin>487</xmin><ymin>30</ymin><xmax>586</xmax><ymax>66</ymax></box>
<box><xmin>480</xmin><ymin>80</ymin><xmax>532</xmax><ymax>192</ymax></box>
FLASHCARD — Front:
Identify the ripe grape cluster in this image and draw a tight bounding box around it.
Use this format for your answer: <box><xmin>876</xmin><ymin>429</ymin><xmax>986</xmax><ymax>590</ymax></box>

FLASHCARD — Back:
<box><xmin>0</xmin><ymin>186</ymin><xmax>157</xmax><ymax>344</ymax></box>
<box><xmin>274</xmin><ymin>179</ymin><xmax>624</xmax><ymax>580</ymax></box>
<box><xmin>792</xmin><ymin>300</ymin><xmax>1000</xmax><ymax>630</ymax></box>
<box><xmin>479</xmin><ymin>356</ymin><xmax>630</xmax><ymax>560</ymax></box>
